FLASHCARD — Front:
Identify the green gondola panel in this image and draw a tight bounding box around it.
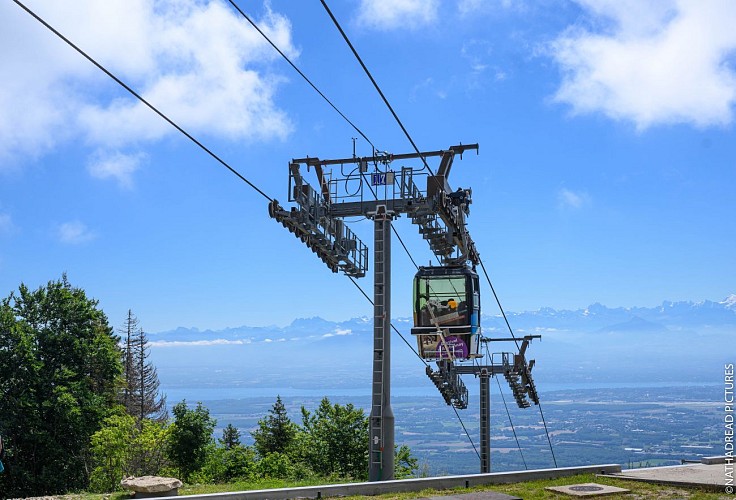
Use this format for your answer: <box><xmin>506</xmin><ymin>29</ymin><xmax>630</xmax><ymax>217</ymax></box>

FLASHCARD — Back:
<box><xmin>411</xmin><ymin>265</ymin><xmax>481</xmax><ymax>360</ymax></box>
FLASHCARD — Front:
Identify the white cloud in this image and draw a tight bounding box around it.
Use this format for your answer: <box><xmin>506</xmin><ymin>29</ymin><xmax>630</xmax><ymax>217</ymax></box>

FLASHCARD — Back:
<box><xmin>558</xmin><ymin>188</ymin><xmax>590</xmax><ymax>209</ymax></box>
<box><xmin>150</xmin><ymin>338</ymin><xmax>251</xmax><ymax>347</ymax></box>
<box><xmin>57</xmin><ymin>220</ymin><xmax>95</xmax><ymax>244</ymax></box>
<box><xmin>87</xmin><ymin>150</ymin><xmax>147</xmax><ymax>189</ymax></box>
<box><xmin>0</xmin><ymin>0</ymin><xmax>295</xmax><ymax>175</ymax></box>
<box><xmin>549</xmin><ymin>0</ymin><xmax>736</xmax><ymax>129</ymax></box>
<box><xmin>357</xmin><ymin>0</ymin><xmax>439</xmax><ymax>30</ymax></box>
<box><xmin>322</xmin><ymin>328</ymin><xmax>352</xmax><ymax>338</ymax></box>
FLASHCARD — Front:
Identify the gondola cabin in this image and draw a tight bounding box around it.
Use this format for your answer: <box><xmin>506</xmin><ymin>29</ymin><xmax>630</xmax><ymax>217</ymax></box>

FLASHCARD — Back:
<box><xmin>411</xmin><ymin>265</ymin><xmax>481</xmax><ymax>360</ymax></box>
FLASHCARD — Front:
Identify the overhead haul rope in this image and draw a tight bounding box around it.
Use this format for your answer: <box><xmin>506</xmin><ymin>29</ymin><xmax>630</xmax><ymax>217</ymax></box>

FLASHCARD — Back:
<box><xmin>484</xmin><ymin>341</ymin><xmax>528</xmax><ymax>469</ymax></box>
<box><xmin>349</xmin><ymin>245</ymin><xmax>481</xmax><ymax>461</ymax></box>
<box><xmin>478</xmin><ymin>257</ymin><xmax>558</xmax><ymax>467</ymax></box>
<box><xmin>319</xmin><ymin>0</ymin><xmax>435</xmax><ymax>177</ymax></box>
<box><xmin>224</xmin><ymin>0</ymin><xmax>376</xmax><ymax>151</ymax></box>
<box><xmin>14</xmin><ymin>0</ymin><xmax>484</xmax><ymax>463</ymax></box>
<box><xmin>11</xmin><ymin>0</ymin><xmax>416</xmax><ymax>377</ymax></box>
<box><xmin>319</xmin><ymin>0</ymin><xmax>556</xmax><ymax>465</ymax></box>
<box><xmin>495</xmin><ymin>376</ymin><xmax>529</xmax><ymax>469</ymax></box>
<box><xmin>11</xmin><ymin>0</ymin><xmax>274</xmax><ymax>204</ymax></box>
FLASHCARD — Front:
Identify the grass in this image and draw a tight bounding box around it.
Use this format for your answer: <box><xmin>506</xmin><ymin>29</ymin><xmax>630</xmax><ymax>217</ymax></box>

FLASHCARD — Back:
<box><xmin>482</xmin><ymin>473</ymin><xmax>726</xmax><ymax>500</ymax></box>
<box><xmin>180</xmin><ymin>473</ymin><xmax>730</xmax><ymax>500</ymax></box>
<box><xmin>41</xmin><ymin>473</ymin><xmax>730</xmax><ymax>500</ymax></box>
<box><xmin>179</xmin><ymin>477</ymin><xmax>345</xmax><ymax>495</ymax></box>
<box><xmin>342</xmin><ymin>474</ymin><xmax>730</xmax><ymax>499</ymax></box>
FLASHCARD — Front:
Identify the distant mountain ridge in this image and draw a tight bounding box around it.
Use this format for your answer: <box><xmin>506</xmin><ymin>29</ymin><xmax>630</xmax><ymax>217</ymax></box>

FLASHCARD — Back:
<box><xmin>148</xmin><ymin>296</ymin><xmax>734</xmax><ymax>391</ymax></box>
<box><xmin>150</xmin><ymin>295</ymin><xmax>736</xmax><ymax>343</ymax></box>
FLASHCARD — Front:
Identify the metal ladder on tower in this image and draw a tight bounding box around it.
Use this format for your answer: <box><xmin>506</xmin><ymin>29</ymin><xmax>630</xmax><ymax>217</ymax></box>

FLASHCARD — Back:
<box><xmin>371</xmin><ymin>217</ymin><xmax>385</xmax><ymax>470</ymax></box>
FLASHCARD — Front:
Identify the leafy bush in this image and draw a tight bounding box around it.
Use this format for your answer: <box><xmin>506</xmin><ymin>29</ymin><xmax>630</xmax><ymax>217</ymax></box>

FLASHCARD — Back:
<box><xmin>195</xmin><ymin>444</ymin><xmax>257</xmax><ymax>483</ymax></box>
<box><xmin>167</xmin><ymin>401</ymin><xmax>216</xmax><ymax>482</ymax></box>
<box><xmin>89</xmin><ymin>411</ymin><xmax>171</xmax><ymax>492</ymax></box>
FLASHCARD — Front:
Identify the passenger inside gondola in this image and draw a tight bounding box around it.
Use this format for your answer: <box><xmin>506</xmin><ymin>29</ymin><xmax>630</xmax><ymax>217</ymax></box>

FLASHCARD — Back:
<box><xmin>412</xmin><ymin>265</ymin><xmax>482</xmax><ymax>360</ymax></box>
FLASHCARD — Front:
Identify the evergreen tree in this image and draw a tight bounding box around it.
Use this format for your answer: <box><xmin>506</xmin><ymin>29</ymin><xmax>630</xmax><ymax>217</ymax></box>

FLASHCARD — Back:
<box><xmin>299</xmin><ymin>398</ymin><xmax>368</xmax><ymax>479</ymax></box>
<box><xmin>130</xmin><ymin>326</ymin><xmax>166</xmax><ymax>423</ymax></box>
<box><xmin>0</xmin><ymin>276</ymin><xmax>121</xmax><ymax>497</ymax></box>
<box><xmin>118</xmin><ymin>311</ymin><xmax>166</xmax><ymax>422</ymax></box>
<box><xmin>394</xmin><ymin>444</ymin><xmax>418</xmax><ymax>478</ymax></box>
<box><xmin>251</xmin><ymin>395</ymin><xmax>296</xmax><ymax>457</ymax></box>
<box><xmin>119</xmin><ymin>309</ymin><xmax>139</xmax><ymax>414</ymax></box>
<box><xmin>220</xmin><ymin>424</ymin><xmax>241</xmax><ymax>449</ymax></box>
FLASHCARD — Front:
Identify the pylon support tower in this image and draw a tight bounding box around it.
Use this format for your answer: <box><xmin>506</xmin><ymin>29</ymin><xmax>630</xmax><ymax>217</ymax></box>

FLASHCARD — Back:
<box><xmin>439</xmin><ymin>335</ymin><xmax>541</xmax><ymax>472</ymax></box>
<box><xmin>369</xmin><ymin>206</ymin><xmax>395</xmax><ymax>480</ymax></box>
<box><xmin>479</xmin><ymin>367</ymin><xmax>491</xmax><ymax>473</ymax></box>
<box><xmin>270</xmin><ymin>144</ymin><xmax>480</xmax><ymax>480</ymax></box>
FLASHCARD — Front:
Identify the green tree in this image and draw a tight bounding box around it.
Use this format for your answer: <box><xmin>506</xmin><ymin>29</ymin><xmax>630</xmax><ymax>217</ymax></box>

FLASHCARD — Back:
<box><xmin>130</xmin><ymin>326</ymin><xmax>166</xmax><ymax>423</ymax></box>
<box><xmin>299</xmin><ymin>398</ymin><xmax>368</xmax><ymax>480</ymax></box>
<box><xmin>88</xmin><ymin>413</ymin><xmax>137</xmax><ymax>492</ymax></box>
<box><xmin>394</xmin><ymin>444</ymin><xmax>418</xmax><ymax>479</ymax></box>
<box><xmin>256</xmin><ymin>451</ymin><xmax>299</xmax><ymax>479</ymax></box>
<box><xmin>220</xmin><ymin>424</ymin><xmax>241</xmax><ymax>449</ymax></box>
<box><xmin>0</xmin><ymin>276</ymin><xmax>121</xmax><ymax>497</ymax></box>
<box><xmin>119</xmin><ymin>311</ymin><xmax>166</xmax><ymax>423</ymax></box>
<box><xmin>197</xmin><ymin>444</ymin><xmax>256</xmax><ymax>483</ymax></box>
<box><xmin>167</xmin><ymin>400</ymin><xmax>216</xmax><ymax>482</ymax></box>
<box><xmin>89</xmin><ymin>411</ymin><xmax>171</xmax><ymax>492</ymax></box>
<box><xmin>252</xmin><ymin>395</ymin><xmax>297</xmax><ymax>457</ymax></box>
<box><xmin>119</xmin><ymin>310</ymin><xmax>139</xmax><ymax>414</ymax></box>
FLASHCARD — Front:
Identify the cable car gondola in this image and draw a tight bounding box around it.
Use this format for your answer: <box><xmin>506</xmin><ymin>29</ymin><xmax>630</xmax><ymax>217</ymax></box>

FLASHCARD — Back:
<box><xmin>411</xmin><ymin>265</ymin><xmax>481</xmax><ymax>360</ymax></box>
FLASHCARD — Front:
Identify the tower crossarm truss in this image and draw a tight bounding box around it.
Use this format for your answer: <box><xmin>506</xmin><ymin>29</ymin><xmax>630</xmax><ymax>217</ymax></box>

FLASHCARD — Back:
<box><xmin>423</xmin><ymin>146</ymin><xmax>480</xmax><ymax>266</ymax></box>
<box><xmin>426</xmin><ymin>360</ymin><xmax>469</xmax><ymax>409</ymax></box>
<box><xmin>268</xmin><ymin>162</ymin><xmax>368</xmax><ymax>277</ymax></box>
<box><xmin>270</xmin><ymin>144</ymin><xmax>481</xmax><ymax>277</ymax></box>
<box><xmin>481</xmin><ymin>335</ymin><xmax>541</xmax><ymax>408</ymax></box>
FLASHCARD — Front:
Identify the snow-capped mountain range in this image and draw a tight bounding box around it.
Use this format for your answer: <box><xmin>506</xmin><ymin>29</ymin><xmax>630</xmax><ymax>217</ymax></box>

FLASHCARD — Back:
<box><xmin>149</xmin><ymin>296</ymin><xmax>734</xmax><ymax>391</ymax></box>
<box><xmin>150</xmin><ymin>295</ymin><xmax>736</xmax><ymax>344</ymax></box>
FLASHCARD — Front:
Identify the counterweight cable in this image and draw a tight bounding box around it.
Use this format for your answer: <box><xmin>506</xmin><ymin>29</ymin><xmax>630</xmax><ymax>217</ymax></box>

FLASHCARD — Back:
<box><xmin>11</xmin><ymin>0</ymin><xmax>274</xmax><ymax>203</ymax></box>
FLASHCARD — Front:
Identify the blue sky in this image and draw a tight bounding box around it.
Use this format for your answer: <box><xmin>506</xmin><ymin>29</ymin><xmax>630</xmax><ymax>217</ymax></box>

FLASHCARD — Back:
<box><xmin>1</xmin><ymin>0</ymin><xmax>734</xmax><ymax>332</ymax></box>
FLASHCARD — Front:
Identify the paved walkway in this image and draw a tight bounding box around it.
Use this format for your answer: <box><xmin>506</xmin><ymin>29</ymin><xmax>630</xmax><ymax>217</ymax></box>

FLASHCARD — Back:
<box><xmin>609</xmin><ymin>459</ymin><xmax>729</xmax><ymax>491</ymax></box>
